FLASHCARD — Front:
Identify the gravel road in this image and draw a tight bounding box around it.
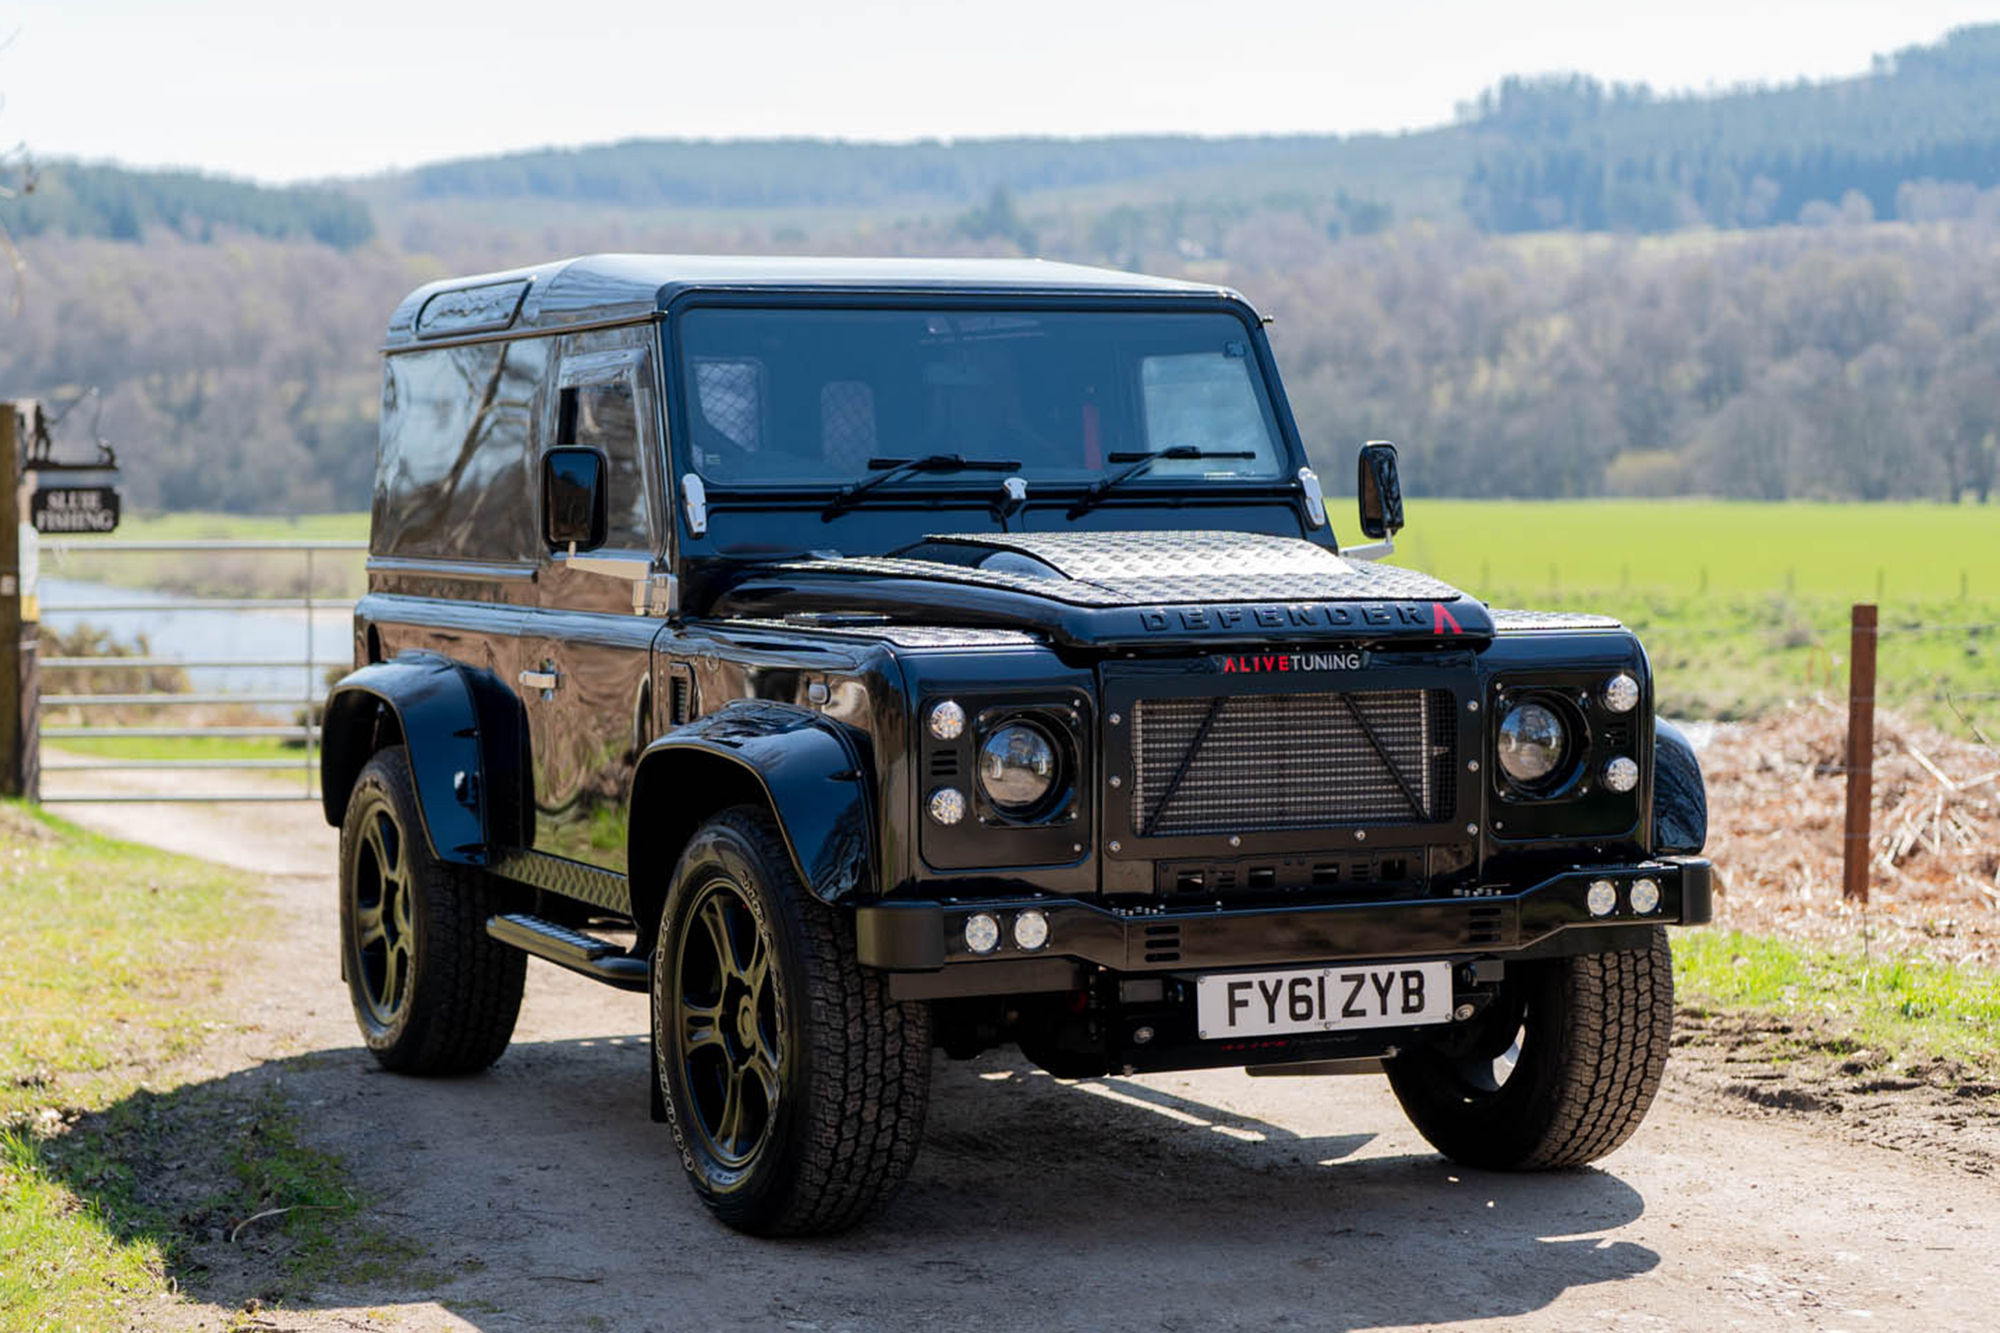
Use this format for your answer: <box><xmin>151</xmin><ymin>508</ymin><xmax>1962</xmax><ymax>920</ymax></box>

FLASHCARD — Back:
<box><xmin>48</xmin><ymin>791</ymin><xmax>2000</xmax><ymax>1333</ymax></box>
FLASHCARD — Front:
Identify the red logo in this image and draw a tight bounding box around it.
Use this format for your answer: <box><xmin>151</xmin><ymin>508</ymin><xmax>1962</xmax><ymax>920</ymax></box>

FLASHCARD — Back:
<box><xmin>1432</xmin><ymin>603</ymin><xmax>1463</xmax><ymax>636</ymax></box>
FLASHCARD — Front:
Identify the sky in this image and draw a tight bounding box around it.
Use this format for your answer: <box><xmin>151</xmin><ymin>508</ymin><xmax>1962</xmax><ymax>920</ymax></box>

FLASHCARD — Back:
<box><xmin>4</xmin><ymin>0</ymin><xmax>1998</xmax><ymax>183</ymax></box>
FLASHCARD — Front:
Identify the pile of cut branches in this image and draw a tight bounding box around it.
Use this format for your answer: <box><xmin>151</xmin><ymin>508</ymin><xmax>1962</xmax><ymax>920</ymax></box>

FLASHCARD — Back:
<box><xmin>1702</xmin><ymin>701</ymin><xmax>2000</xmax><ymax>967</ymax></box>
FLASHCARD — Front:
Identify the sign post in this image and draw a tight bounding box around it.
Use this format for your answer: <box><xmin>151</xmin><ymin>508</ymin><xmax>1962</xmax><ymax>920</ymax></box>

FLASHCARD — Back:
<box><xmin>1</xmin><ymin>401</ymin><xmax>40</xmax><ymax>800</ymax></box>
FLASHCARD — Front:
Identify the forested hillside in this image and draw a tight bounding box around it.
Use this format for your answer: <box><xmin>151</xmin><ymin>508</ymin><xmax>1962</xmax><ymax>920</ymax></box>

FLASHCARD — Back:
<box><xmin>1461</xmin><ymin>27</ymin><xmax>2000</xmax><ymax>232</ymax></box>
<box><xmin>1</xmin><ymin>164</ymin><xmax>373</xmax><ymax>248</ymax></box>
<box><xmin>3</xmin><ymin>25</ymin><xmax>1998</xmax><ymax>513</ymax></box>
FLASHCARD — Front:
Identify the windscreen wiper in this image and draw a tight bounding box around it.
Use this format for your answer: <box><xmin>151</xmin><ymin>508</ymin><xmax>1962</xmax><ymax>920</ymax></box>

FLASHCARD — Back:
<box><xmin>823</xmin><ymin>454</ymin><xmax>1023</xmax><ymax>520</ymax></box>
<box><xmin>1066</xmin><ymin>447</ymin><xmax>1255</xmax><ymax>519</ymax></box>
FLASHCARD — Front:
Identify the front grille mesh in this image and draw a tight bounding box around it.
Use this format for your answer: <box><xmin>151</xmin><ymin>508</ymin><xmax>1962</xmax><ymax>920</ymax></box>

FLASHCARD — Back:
<box><xmin>1130</xmin><ymin>689</ymin><xmax>1456</xmax><ymax>836</ymax></box>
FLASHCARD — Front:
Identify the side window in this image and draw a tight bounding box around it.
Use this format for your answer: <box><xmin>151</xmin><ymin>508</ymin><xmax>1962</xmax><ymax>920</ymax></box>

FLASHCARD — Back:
<box><xmin>374</xmin><ymin>340</ymin><xmax>547</xmax><ymax>562</ymax></box>
<box><xmin>1139</xmin><ymin>350</ymin><xmax>1282</xmax><ymax>477</ymax></box>
<box><xmin>556</xmin><ymin>370</ymin><xmax>651</xmax><ymax>552</ymax></box>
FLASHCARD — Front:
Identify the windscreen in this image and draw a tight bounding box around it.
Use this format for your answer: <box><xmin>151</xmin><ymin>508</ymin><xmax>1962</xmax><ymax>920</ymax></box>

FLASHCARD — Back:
<box><xmin>675</xmin><ymin>307</ymin><xmax>1288</xmax><ymax>486</ymax></box>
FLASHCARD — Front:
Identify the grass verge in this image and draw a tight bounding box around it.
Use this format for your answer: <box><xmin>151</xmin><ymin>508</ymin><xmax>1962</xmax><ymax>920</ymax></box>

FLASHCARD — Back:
<box><xmin>0</xmin><ymin>802</ymin><xmax>375</xmax><ymax>1330</ymax></box>
<box><xmin>1674</xmin><ymin>927</ymin><xmax>2000</xmax><ymax>1081</ymax></box>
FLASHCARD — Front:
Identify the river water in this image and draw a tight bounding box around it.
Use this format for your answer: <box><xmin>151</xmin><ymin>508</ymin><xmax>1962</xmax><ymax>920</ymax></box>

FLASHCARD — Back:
<box><xmin>39</xmin><ymin>576</ymin><xmax>355</xmax><ymax>699</ymax></box>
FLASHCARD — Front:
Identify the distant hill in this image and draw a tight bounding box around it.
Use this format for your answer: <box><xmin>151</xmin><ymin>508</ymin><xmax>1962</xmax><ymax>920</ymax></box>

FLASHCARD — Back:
<box><xmin>1461</xmin><ymin>25</ymin><xmax>2000</xmax><ymax>231</ymax></box>
<box><xmin>5</xmin><ymin>25</ymin><xmax>2000</xmax><ymax>517</ymax></box>
<box><xmin>10</xmin><ymin>24</ymin><xmax>2000</xmax><ymax>252</ymax></box>
<box><xmin>0</xmin><ymin>162</ymin><xmax>374</xmax><ymax>248</ymax></box>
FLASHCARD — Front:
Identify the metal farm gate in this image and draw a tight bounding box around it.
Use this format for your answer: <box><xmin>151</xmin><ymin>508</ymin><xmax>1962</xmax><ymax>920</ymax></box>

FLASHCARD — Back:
<box><xmin>33</xmin><ymin>538</ymin><xmax>364</xmax><ymax>803</ymax></box>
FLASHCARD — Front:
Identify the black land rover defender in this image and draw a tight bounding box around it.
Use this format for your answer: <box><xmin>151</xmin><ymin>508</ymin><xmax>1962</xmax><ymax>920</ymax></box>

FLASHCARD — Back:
<box><xmin>323</xmin><ymin>255</ymin><xmax>1711</xmax><ymax>1236</ymax></box>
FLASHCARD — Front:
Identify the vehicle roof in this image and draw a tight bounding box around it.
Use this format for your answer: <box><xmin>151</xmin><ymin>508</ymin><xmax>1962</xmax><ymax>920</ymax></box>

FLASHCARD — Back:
<box><xmin>383</xmin><ymin>253</ymin><xmax>1246</xmax><ymax>348</ymax></box>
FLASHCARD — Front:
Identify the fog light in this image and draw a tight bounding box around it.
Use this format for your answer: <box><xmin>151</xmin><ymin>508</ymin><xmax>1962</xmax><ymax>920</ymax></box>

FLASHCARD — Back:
<box><xmin>964</xmin><ymin>913</ymin><xmax>1001</xmax><ymax>955</ymax></box>
<box><xmin>1012</xmin><ymin>909</ymin><xmax>1050</xmax><ymax>951</ymax></box>
<box><xmin>928</xmin><ymin>786</ymin><xmax>967</xmax><ymax>825</ymax></box>
<box><xmin>928</xmin><ymin>700</ymin><xmax>965</xmax><ymax>740</ymax></box>
<box><xmin>1603</xmin><ymin>673</ymin><xmax>1640</xmax><ymax>713</ymax></box>
<box><xmin>1603</xmin><ymin>756</ymin><xmax>1639</xmax><ymax>793</ymax></box>
<box><xmin>1630</xmin><ymin>877</ymin><xmax>1661</xmax><ymax>915</ymax></box>
<box><xmin>1586</xmin><ymin>879</ymin><xmax>1618</xmax><ymax>917</ymax></box>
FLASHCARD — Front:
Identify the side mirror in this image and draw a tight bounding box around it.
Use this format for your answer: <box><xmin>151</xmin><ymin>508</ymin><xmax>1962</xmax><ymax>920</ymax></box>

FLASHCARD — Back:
<box><xmin>543</xmin><ymin>446</ymin><xmax>607</xmax><ymax>551</ymax></box>
<box><xmin>1356</xmin><ymin>441</ymin><xmax>1404</xmax><ymax>540</ymax></box>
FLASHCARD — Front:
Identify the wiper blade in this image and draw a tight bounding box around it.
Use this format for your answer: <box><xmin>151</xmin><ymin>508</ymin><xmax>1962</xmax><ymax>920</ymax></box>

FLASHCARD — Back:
<box><xmin>822</xmin><ymin>454</ymin><xmax>1022</xmax><ymax>520</ymax></box>
<box><xmin>1066</xmin><ymin>446</ymin><xmax>1255</xmax><ymax>519</ymax></box>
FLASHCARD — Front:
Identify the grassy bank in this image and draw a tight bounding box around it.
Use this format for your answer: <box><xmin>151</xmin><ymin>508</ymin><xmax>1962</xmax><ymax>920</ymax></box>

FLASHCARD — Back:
<box><xmin>39</xmin><ymin>509</ymin><xmax>369</xmax><ymax>602</ymax></box>
<box><xmin>1674</xmin><ymin>927</ymin><xmax>2000</xmax><ymax>1082</ymax></box>
<box><xmin>0</xmin><ymin>804</ymin><xmax>357</xmax><ymax>1329</ymax></box>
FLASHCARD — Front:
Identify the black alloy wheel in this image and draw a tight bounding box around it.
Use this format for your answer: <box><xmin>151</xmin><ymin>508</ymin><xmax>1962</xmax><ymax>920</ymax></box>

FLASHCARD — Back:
<box><xmin>338</xmin><ymin>746</ymin><xmax>526</xmax><ymax>1073</ymax></box>
<box><xmin>349</xmin><ymin>795</ymin><xmax>417</xmax><ymax>1029</ymax></box>
<box><xmin>653</xmin><ymin>805</ymin><xmax>932</xmax><ymax>1235</ymax></box>
<box><xmin>674</xmin><ymin>877</ymin><xmax>783</xmax><ymax>1170</ymax></box>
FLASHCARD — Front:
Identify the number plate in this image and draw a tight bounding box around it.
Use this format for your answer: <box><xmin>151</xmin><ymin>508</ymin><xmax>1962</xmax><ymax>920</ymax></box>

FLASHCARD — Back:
<box><xmin>1195</xmin><ymin>960</ymin><xmax>1453</xmax><ymax>1039</ymax></box>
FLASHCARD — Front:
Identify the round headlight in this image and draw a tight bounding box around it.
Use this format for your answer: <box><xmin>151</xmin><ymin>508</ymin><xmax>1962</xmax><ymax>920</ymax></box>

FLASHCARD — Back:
<box><xmin>978</xmin><ymin>721</ymin><xmax>1060</xmax><ymax>813</ymax></box>
<box><xmin>1497</xmin><ymin>702</ymin><xmax>1568</xmax><ymax>787</ymax></box>
<box><xmin>1602</xmin><ymin>673</ymin><xmax>1640</xmax><ymax>714</ymax></box>
<box><xmin>1603</xmin><ymin>756</ymin><xmax>1639</xmax><ymax>793</ymax></box>
<box><xmin>928</xmin><ymin>700</ymin><xmax>966</xmax><ymax>741</ymax></box>
<box><xmin>1630</xmin><ymin>877</ymin><xmax>1661</xmax><ymax>915</ymax></box>
<box><xmin>1586</xmin><ymin>879</ymin><xmax>1618</xmax><ymax>917</ymax></box>
<box><xmin>928</xmin><ymin>786</ymin><xmax>967</xmax><ymax>826</ymax></box>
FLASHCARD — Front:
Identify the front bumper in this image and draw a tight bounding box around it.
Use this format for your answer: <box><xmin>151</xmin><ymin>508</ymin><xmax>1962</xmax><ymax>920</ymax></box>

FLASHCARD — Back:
<box><xmin>858</xmin><ymin>858</ymin><xmax>1710</xmax><ymax>976</ymax></box>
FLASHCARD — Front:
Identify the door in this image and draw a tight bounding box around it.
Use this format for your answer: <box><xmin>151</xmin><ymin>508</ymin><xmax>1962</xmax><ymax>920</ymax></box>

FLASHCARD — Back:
<box><xmin>518</xmin><ymin>342</ymin><xmax>670</xmax><ymax>874</ymax></box>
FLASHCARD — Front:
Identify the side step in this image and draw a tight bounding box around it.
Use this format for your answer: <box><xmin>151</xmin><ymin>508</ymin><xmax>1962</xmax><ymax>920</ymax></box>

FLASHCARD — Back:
<box><xmin>486</xmin><ymin>913</ymin><xmax>650</xmax><ymax>992</ymax></box>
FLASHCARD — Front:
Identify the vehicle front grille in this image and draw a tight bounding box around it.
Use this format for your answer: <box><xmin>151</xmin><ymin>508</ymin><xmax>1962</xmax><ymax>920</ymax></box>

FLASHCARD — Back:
<box><xmin>1129</xmin><ymin>689</ymin><xmax>1457</xmax><ymax>837</ymax></box>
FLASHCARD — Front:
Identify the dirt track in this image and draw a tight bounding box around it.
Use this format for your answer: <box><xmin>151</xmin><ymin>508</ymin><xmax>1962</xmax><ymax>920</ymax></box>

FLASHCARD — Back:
<box><xmin>47</xmin><ymin>792</ymin><xmax>2000</xmax><ymax>1333</ymax></box>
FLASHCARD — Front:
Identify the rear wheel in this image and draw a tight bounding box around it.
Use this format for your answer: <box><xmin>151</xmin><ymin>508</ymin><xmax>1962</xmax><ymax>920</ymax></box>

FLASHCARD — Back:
<box><xmin>653</xmin><ymin>806</ymin><xmax>931</xmax><ymax>1235</ymax></box>
<box><xmin>338</xmin><ymin>746</ymin><xmax>526</xmax><ymax>1073</ymax></box>
<box><xmin>1385</xmin><ymin>930</ymin><xmax>1673</xmax><ymax>1169</ymax></box>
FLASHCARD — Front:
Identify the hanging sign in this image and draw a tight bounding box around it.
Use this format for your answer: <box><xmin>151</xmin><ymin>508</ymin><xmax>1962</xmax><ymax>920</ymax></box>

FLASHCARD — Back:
<box><xmin>31</xmin><ymin>484</ymin><xmax>121</xmax><ymax>533</ymax></box>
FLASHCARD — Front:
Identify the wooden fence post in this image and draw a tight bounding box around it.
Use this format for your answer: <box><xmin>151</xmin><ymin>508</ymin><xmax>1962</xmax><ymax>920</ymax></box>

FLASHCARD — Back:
<box><xmin>0</xmin><ymin>401</ymin><xmax>39</xmax><ymax>800</ymax></box>
<box><xmin>1842</xmin><ymin>602</ymin><xmax>1877</xmax><ymax>904</ymax></box>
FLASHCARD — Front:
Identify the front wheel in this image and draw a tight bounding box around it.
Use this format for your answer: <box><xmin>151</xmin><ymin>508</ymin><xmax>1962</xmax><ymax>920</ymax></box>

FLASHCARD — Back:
<box><xmin>1385</xmin><ymin>930</ymin><xmax>1673</xmax><ymax>1169</ymax></box>
<box><xmin>653</xmin><ymin>806</ymin><xmax>932</xmax><ymax>1235</ymax></box>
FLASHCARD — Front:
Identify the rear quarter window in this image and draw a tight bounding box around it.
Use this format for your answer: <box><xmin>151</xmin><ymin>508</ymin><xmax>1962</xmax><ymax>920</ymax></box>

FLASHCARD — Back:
<box><xmin>373</xmin><ymin>339</ymin><xmax>550</xmax><ymax>562</ymax></box>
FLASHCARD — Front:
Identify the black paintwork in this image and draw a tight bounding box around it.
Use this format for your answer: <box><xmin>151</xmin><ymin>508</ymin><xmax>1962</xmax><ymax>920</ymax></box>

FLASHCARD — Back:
<box><xmin>330</xmin><ymin>253</ymin><xmax>1711</xmax><ymax>1082</ymax></box>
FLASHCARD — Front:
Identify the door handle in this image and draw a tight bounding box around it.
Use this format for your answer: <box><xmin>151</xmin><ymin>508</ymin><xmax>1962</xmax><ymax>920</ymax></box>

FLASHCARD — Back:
<box><xmin>518</xmin><ymin>666</ymin><xmax>561</xmax><ymax>695</ymax></box>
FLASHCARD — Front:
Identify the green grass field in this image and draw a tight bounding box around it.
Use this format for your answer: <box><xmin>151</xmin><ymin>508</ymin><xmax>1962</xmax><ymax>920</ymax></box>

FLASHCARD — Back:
<box><xmin>1390</xmin><ymin>500</ymin><xmax>2000</xmax><ymax>731</ymax></box>
<box><xmin>38</xmin><ymin>500</ymin><xmax>2000</xmax><ymax>733</ymax></box>
<box><xmin>1393</xmin><ymin>499</ymin><xmax>2000</xmax><ymax>601</ymax></box>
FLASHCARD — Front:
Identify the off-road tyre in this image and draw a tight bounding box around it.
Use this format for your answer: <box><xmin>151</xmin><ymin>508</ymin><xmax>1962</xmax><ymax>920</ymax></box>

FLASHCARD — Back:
<box><xmin>1385</xmin><ymin>929</ymin><xmax>1673</xmax><ymax>1170</ymax></box>
<box><xmin>338</xmin><ymin>745</ymin><xmax>526</xmax><ymax>1073</ymax></box>
<box><xmin>653</xmin><ymin>805</ymin><xmax>931</xmax><ymax>1236</ymax></box>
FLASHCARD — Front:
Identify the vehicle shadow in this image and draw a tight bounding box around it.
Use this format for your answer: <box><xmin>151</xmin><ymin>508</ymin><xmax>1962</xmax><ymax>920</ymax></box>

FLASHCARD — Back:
<box><xmin>37</xmin><ymin>1034</ymin><xmax>1659</xmax><ymax>1332</ymax></box>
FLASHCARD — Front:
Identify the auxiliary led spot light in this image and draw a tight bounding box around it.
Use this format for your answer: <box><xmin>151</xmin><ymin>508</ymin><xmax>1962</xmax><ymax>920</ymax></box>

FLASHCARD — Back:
<box><xmin>1586</xmin><ymin>879</ymin><xmax>1618</xmax><ymax>917</ymax></box>
<box><xmin>928</xmin><ymin>786</ymin><xmax>967</xmax><ymax>825</ymax></box>
<box><xmin>1603</xmin><ymin>756</ymin><xmax>1639</xmax><ymax>793</ymax></box>
<box><xmin>928</xmin><ymin>700</ymin><xmax>966</xmax><ymax>741</ymax></box>
<box><xmin>964</xmin><ymin>913</ymin><xmax>1001</xmax><ymax>955</ymax></box>
<box><xmin>1603</xmin><ymin>673</ymin><xmax>1641</xmax><ymax>714</ymax></box>
<box><xmin>1012</xmin><ymin>909</ymin><xmax>1050</xmax><ymax>952</ymax></box>
<box><xmin>1630</xmin><ymin>877</ymin><xmax>1661</xmax><ymax>915</ymax></box>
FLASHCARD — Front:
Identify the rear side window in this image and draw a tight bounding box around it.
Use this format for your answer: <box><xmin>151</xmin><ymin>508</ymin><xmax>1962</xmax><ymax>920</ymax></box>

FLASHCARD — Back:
<box><xmin>373</xmin><ymin>340</ymin><xmax>549</xmax><ymax>562</ymax></box>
